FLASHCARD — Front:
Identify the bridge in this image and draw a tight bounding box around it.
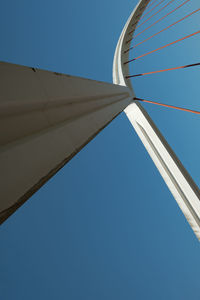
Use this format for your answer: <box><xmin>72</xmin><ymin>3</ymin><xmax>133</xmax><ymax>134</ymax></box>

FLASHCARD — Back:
<box><xmin>0</xmin><ymin>0</ymin><xmax>200</xmax><ymax>240</ymax></box>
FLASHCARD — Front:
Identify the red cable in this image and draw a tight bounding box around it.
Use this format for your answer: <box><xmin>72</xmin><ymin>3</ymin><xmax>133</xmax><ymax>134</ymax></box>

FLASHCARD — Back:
<box><xmin>135</xmin><ymin>0</ymin><xmax>175</xmax><ymax>31</ymax></box>
<box><xmin>134</xmin><ymin>97</ymin><xmax>200</xmax><ymax>115</ymax></box>
<box><xmin>129</xmin><ymin>0</ymin><xmax>190</xmax><ymax>38</ymax></box>
<box><xmin>131</xmin><ymin>1</ymin><xmax>164</xmax><ymax>28</ymax></box>
<box><xmin>125</xmin><ymin>8</ymin><xmax>200</xmax><ymax>52</ymax></box>
<box><xmin>126</xmin><ymin>63</ymin><xmax>200</xmax><ymax>78</ymax></box>
<box><xmin>146</xmin><ymin>0</ymin><xmax>159</xmax><ymax>10</ymax></box>
<box><xmin>127</xmin><ymin>0</ymin><xmax>175</xmax><ymax>42</ymax></box>
<box><xmin>124</xmin><ymin>30</ymin><xmax>200</xmax><ymax>64</ymax></box>
<box><xmin>133</xmin><ymin>1</ymin><xmax>154</xmax><ymax>25</ymax></box>
<box><xmin>140</xmin><ymin>0</ymin><xmax>165</xmax><ymax>20</ymax></box>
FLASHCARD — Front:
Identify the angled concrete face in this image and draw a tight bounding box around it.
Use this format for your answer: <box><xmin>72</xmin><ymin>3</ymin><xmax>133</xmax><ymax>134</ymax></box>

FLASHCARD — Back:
<box><xmin>0</xmin><ymin>62</ymin><xmax>132</xmax><ymax>223</ymax></box>
<box><xmin>113</xmin><ymin>0</ymin><xmax>200</xmax><ymax>240</ymax></box>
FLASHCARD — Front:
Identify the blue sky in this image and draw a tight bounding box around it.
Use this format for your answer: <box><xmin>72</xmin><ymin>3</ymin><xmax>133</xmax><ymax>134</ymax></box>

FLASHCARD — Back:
<box><xmin>0</xmin><ymin>0</ymin><xmax>200</xmax><ymax>299</ymax></box>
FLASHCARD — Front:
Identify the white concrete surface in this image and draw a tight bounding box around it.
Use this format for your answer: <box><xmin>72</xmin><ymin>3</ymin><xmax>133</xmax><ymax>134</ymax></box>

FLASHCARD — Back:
<box><xmin>113</xmin><ymin>0</ymin><xmax>200</xmax><ymax>240</ymax></box>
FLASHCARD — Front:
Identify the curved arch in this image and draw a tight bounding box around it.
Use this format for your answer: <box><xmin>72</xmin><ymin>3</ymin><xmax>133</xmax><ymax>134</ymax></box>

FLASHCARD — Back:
<box><xmin>113</xmin><ymin>0</ymin><xmax>200</xmax><ymax>240</ymax></box>
<box><xmin>113</xmin><ymin>0</ymin><xmax>149</xmax><ymax>88</ymax></box>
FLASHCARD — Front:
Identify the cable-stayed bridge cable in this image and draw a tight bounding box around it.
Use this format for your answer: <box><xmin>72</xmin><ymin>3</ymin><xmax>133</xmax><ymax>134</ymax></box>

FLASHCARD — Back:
<box><xmin>125</xmin><ymin>8</ymin><xmax>200</xmax><ymax>51</ymax></box>
<box><xmin>126</xmin><ymin>62</ymin><xmax>200</xmax><ymax>78</ymax></box>
<box><xmin>128</xmin><ymin>0</ymin><xmax>191</xmax><ymax>37</ymax></box>
<box><xmin>124</xmin><ymin>30</ymin><xmax>200</xmax><ymax>63</ymax></box>
<box><xmin>139</xmin><ymin>0</ymin><xmax>165</xmax><ymax>20</ymax></box>
<box><xmin>134</xmin><ymin>97</ymin><xmax>200</xmax><ymax>115</ymax></box>
<box><xmin>131</xmin><ymin>0</ymin><xmax>176</xmax><ymax>32</ymax></box>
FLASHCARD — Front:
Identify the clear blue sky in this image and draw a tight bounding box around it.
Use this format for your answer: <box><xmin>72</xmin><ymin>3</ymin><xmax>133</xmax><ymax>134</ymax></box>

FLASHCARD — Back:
<box><xmin>0</xmin><ymin>0</ymin><xmax>200</xmax><ymax>299</ymax></box>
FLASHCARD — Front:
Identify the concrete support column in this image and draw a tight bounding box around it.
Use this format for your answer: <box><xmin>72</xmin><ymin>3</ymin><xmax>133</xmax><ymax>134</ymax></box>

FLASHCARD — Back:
<box><xmin>0</xmin><ymin>62</ymin><xmax>132</xmax><ymax>223</ymax></box>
